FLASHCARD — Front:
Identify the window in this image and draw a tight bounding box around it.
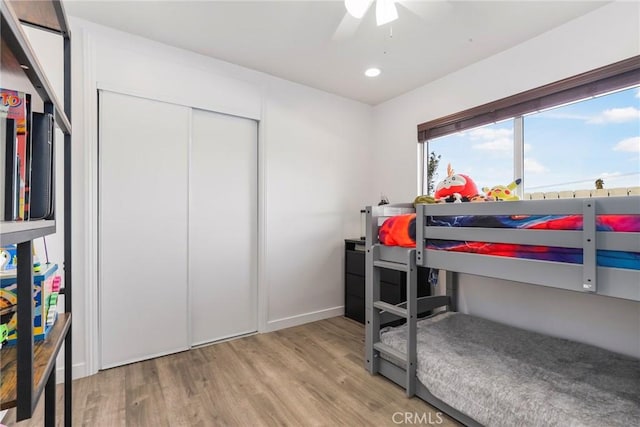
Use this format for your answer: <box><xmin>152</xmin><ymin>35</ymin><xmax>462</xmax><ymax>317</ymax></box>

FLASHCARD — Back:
<box><xmin>523</xmin><ymin>86</ymin><xmax>639</xmax><ymax>192</ymax></box>
<box><xmin>419</xmin><ymin>57</ymin><xmax>640</xmax><ymax>197</ymax></box>
<box><xmin>425</xmin><ymin>121</ymin><xmax>514</xmax><ymax>195</ymax></box>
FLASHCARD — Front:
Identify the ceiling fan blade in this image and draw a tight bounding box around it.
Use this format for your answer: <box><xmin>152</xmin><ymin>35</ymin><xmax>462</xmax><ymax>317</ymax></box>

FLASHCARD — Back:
<box><xmin>345</xmin><ymin>0</ymin><xmax>373</xmax><ymax>19</ymax></box>
<box><xmin>332</xmin><ymin>12</ymin><xmax>363</xmax><ymax>42</ymax></box>
<box><xmin>376</xmin><ymin>0</ymin><xmax>398</xmax><ymax>26</ymax></box>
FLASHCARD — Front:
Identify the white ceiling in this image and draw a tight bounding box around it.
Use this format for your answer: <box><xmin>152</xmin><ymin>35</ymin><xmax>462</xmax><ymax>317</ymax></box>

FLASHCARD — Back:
<box><xmin>63</xmin><ymin>0</ymin><xmax>608</xmax><ymax>105</ymax></box>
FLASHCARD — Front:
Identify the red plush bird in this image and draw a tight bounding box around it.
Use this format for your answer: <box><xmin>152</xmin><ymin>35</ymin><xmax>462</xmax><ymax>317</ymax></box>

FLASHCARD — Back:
<box><xmin>434</xmin><ymin>164</ymin><xmax>479</xmax><ymax>202</ymax></box>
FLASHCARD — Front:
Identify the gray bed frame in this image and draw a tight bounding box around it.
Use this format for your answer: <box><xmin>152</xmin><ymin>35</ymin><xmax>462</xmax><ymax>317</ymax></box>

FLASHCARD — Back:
<box><xmin>364</xmin><ymin>197</ymin><xmax>640</xmax><ymax>427</ymax></box>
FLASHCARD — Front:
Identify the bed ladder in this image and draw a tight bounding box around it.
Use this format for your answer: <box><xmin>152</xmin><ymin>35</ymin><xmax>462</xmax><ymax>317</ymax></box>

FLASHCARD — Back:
<box><xmin>366</xmin><ymin>245</ymin><xmax>418</xmax><ymax>397</ymax></box>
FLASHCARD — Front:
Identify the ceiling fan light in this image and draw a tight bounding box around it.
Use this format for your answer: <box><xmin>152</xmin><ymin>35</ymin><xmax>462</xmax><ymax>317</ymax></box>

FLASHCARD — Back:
<box><xmin>376</xmin><ymin>0</ymin><xmax>398</xmax><ymax>26</ymax></box>
<box><xmin>345</xmin><ymin>0</ymin><xmax>372</xmax><ymax>19</ymax></box>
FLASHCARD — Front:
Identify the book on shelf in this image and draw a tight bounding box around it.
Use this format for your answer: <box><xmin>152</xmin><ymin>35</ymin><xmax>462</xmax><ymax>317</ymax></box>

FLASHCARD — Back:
<box><xmin>1</xmin><ymin>88</ymin><xmax>32</xmax><ymax>221</ymax></box>
<box><xmin>1</xmin><ymin>117</ymin><xmax>18</xmax><ymax>220</ymax></box>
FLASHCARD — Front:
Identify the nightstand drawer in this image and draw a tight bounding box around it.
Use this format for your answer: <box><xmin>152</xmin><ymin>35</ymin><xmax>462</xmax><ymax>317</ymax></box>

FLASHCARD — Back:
<box><xmin>344</xmin><ymin>279</ymin><xmax>404</xmax><ymax>303</ymax></box>
<box><xmin>380</xmin><ymin>269</ymin><xmax>402</xmax><ymax>284</ymax></box>
<box><xmin>345</xmin><ymin>273</ymin><xmax>364</xmax><ymax>299</ymax></box>
<box><xmin>380</xmin><ymin>281</ymin><xmax>403</xmax><ymax>304</ymax></box>
<box><xmin>346</xmin><ymin>276</ymin><xmax>404</xmax><ymax>303</ymax></box>
<box><xmin>346</xmin><ymin>252</ymin><xmax>404</xmax><ymax>283</ymax></box>
<box><xmin>346</xmin><ymin>250</ymin><xmax>365</xmax><ymax>275</ymax></box>
<box><xmin>345</xmin><ymin>294</ymin><xmax>365</xmax><ymax>323</ymax></box>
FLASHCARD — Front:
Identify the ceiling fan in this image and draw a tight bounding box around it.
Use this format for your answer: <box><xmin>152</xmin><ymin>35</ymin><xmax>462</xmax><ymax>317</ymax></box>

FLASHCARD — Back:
<box><xmin>332</xmin><ymin>0</ymin><xmax>399</xmax><ymax>41</ymax></box>
<box><xmin>345</xmin><ymin>0</ymin><xmax>399</xmax><ymax>26</ymax></box>
<box><xmin>333</xmin><ymin>0</ymin><xmax>446</xmax><ymax>41</ymax></box>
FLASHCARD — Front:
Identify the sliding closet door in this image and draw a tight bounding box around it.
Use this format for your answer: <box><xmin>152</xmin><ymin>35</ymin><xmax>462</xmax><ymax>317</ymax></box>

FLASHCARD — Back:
<box><xmin>190</xmin><ymin>109</ymin><xmax>257</xmax><ymax>345</ymax></box>
<box><xmin>99</xmin><ymin>91</ymin><xmax>190</xmax><ymax>368</ymax></box>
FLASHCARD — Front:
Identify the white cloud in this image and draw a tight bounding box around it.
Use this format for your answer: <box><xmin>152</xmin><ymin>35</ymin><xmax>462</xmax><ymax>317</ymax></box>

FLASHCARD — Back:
<box><xmin>636</xmin><ymin>88</ymin><xmax>640</xmax><ymax>99</ymax></box>
<box><xmin>524</xmin><ymin>158</ymin><xmax>548</xmax><ymax>173</ymax></box>
<box><xmin>588</xmin><ymin>107</ymin><xmax>640</xmax><ymax>124</ymax></box>
<box><xmin>613</xmin><ymin>136</ymin><xmax>640</xmax><ymax>152</ymax></box>
<box><xmin>467</xmin><ymin>127</ymin><xmax>512</xmax><ymax>140</ymax></box>
<box><xmin>473</xmin><ymin>139</ymin><xmax>512</xmax><ymax>151</ymax></box>
<box><xmin>466</xmin><ymin>127</ymin><xmax>513</xmax><ymax>152</ymax></box>
<box><xmin>537</xmin><ymin>112</ymin><xmax>589</xmax><ymax>121</ymax></box>
<box><xmin>524</xmin><ymin>143</ymin><xmax>532</xmax><ymax>153</ymax></box>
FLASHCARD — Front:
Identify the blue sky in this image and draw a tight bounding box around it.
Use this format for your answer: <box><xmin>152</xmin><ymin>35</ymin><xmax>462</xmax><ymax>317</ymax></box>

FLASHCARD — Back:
<box><xmin>427</xmin><ymin>86</ymin><xmax>640</xmax><ymax>194</ymax></box>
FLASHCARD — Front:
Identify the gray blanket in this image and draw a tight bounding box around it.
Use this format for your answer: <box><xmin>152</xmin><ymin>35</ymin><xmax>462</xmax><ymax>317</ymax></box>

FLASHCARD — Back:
<box><xmin>380</xmin><ymin>312</ymin><xmax>640</xmax><ymax>427</ymax></box>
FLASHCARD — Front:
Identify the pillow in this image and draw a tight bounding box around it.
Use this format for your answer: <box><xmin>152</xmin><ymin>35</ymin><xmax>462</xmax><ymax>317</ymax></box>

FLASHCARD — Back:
<box><xmin>379</xmin><ymin>214</ymin><xmax>416</xmax><ymax>247</ymax></box>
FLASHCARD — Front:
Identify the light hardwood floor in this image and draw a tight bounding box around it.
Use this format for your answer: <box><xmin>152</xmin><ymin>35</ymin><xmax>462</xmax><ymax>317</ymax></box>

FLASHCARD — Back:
<box><xmin>5</xmin><ymin>316</ymin><xmax>460</xmax><ymax>426</ymax></box>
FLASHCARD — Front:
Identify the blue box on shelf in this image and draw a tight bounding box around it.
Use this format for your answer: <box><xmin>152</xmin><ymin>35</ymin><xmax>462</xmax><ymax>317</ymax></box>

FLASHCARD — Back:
<box><xmin>0</xmin><ymin>263</ymin><xmax>59</xmax><ymax>345</ymax></box>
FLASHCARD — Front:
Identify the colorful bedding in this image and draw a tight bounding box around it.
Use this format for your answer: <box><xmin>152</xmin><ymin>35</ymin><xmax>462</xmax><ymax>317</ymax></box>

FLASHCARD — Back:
<box><xmin>428</xmin><ymin>214</ymin><xmax>640</xmax><ymax>232</ymax></box>
<box><xmin>378</xmin><ymin>213</ymin><xmax>640</xmax><ymax>270</ymax></box>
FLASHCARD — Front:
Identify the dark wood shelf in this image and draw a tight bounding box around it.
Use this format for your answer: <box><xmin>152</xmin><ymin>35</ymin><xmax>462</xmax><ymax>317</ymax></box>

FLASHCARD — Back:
<box><xmin>8</xmin><ymin>0</ymin><xmax>69</xmax><ymax>34</ymax></box>
<box><xmin>0</xmin><ymin>312</ymin><xmax>71</xmax><ymax>410</ymax></box>
<box><xmin>0</xmin><ymin>0</ymin><xmax>70</xmax><ymax>134</ymax></box>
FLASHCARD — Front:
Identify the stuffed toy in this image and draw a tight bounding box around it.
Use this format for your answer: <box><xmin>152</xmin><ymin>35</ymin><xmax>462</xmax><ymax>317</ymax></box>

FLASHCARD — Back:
<box><xmin>482</xmin><ymin>178</ymin><xmax>522</xmax><ymax>201</ymax></box>
<box><xmin>434</xmin><ymin>164</ymin><xmax>479</xmax><ymax>203</ymax></box>
<box><xmin>413</xmin><ymin>195</ymin><xmax>438</xmax><ymax>206</ymax></box>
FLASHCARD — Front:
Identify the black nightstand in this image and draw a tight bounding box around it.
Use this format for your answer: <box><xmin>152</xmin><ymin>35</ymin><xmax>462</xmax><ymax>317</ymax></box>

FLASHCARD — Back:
<box><xmin>344</xmin><ymin>239</ymin><xmax>431</xmax><ymax>324</ymax></box>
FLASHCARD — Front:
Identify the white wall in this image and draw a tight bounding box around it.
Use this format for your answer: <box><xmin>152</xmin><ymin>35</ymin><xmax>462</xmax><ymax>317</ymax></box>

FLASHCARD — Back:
<box><xmin>68</xmin><ymin>17</ymin><xmax>375</xmax><ymax>377</ymax></box>
<box><xmin>263</xmin><ymin>79</ymin><xmax>374</xmax><ymax>328</ymax></box>
<box><xmin>372</xmin><ymin>2</ymin><xmax>640</xmax><ymax>357</ymax></box>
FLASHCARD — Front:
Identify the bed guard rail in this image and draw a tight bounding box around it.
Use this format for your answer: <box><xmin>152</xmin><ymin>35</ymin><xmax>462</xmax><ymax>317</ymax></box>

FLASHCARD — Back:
<box><xmin>415</xmin><ymin>197</ymin><xmax>640</xmax><ymax>299</ymax></box>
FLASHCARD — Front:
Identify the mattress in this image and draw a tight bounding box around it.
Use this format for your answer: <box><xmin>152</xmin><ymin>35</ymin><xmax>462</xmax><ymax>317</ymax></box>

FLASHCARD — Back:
<box><xmin>428</xmin><ymin>214</ymin><xmax>640</xmax><ymax>270</ymax></box>
<box><xmin>379</xmin><ymin>312</ymin><xmax>640</xmax><ymax>427</ymax></box>
<box><xmin>378</xmin><ymin>213</ymin><xmax>640</xmax><ymax>269</ymax></box>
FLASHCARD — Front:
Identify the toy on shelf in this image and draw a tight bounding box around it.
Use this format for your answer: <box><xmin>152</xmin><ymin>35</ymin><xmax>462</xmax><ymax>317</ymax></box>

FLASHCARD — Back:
<box><xmin>46</xmin><ymin>275</ymin><xmax>62</xmax><ymax>327</ymax></box>
<box><xmin>0</xmin><ymin>324</ymin><xmax>8</xmax><ymax>343</ymax></box>
<box><xmin>1</xmin><ymin>244</ymin><xmax>43</xmax><ymax>273</ymax></box>
<box><xmin>0</xmin><ymin>244</ymin><xmax>43</xmax><ymax>276</ymax></box>
<box><xmin>0</xmin><ymin>289</ymin><xmax>16</xmax><ymax>347</ymax></box>
<box><xmin>0</xmin><ymin>246</ymin><xmax>17</xmax><ymax>275</ymax></box>
<box><xmin>482</xmin><ymin>178</ymin><xmax>522</xmax><ymax>201</ymax></box>
<box><xmin>0</xmin><ymin>264</ymin><xmax>59</xmax><ymax>345</ymax></box>
<box><xmin>0</xmin><ymin>323</ymin><xmax>8</xmax><ymax>350</ymax></box>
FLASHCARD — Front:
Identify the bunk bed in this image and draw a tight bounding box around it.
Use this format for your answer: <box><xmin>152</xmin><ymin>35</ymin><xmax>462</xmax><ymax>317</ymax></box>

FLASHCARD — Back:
<box><xmin>364</xmin><ymin>197</ymin><xmax>640</xmax><ymax>427</ymax></box>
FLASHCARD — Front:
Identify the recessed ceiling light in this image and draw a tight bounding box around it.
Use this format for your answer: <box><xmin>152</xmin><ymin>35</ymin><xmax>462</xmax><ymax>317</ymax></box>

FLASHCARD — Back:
<box><xmin>365</xmin><ymin>68</ymin><xmax>381</xmax><ymax>77</ymax></box>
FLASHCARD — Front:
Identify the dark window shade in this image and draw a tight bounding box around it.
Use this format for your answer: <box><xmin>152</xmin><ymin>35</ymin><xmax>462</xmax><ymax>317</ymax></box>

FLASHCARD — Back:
<box><xmin>417</xmin><ymin>55</ymin><xmax>640</xmax><ymax>142</ymax></box>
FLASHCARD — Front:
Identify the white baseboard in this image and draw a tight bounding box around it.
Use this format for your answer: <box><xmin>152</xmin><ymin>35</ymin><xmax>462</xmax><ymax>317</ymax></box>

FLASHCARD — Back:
<box><xmin>56</xmin><ymin>362</ymin><xmax>87</xmax><ymax>383</ymax></box>
<box><xmin>265</xmin><ymin>306</ymin><xmax>344</xmax><ymax>332</ymax></box>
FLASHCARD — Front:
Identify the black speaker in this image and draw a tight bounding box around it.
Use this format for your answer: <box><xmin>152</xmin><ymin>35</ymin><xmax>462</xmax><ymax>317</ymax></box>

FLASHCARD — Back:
<box><xmin>29</xmin><ymin>112</ymin><xmax>55</xmax><ymax>219</ymax></box>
